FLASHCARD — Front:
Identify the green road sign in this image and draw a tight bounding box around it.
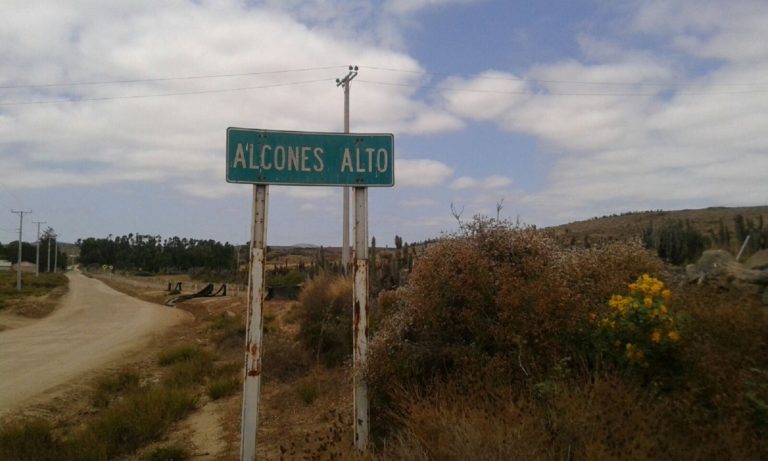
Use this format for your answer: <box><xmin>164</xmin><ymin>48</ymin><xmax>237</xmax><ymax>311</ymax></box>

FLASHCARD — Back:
<box><xmin>226</xmin><ymin>128</ymin><xmax>394</xmax><ymax>186</ymax></box>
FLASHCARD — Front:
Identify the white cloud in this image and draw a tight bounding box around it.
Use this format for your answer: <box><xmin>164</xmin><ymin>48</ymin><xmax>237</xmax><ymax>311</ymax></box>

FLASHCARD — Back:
<box><xmin>450</xmin><ymin>175</ymin><xmax>511</xmax><ymax>190</ymax></box>
<box><xmin>0</xmin><ymin>0</ymin><xmax>459</xmax><ymax>199</ymax></box>
<box><xmin>450</xmin><ymin>176</ymin><xmax>476</xmax><ymax>190</ymax></box>
<box><xmin>395</xmin><ymin>159</ymin><xmax>453</xmax><ymax>187</ymax></box>
<box><xmin>483</xmin><ymin>175</ymin><xmax>512</xmax><ymax>189</ymax></box>
<box><xmin>633</xmin><ymin>0</ymin><xmax>768</xmax><ymax>62</ymax></box>
<box><xmin>275</xmin><ymin>187</ymin><xmax>336</xmax><ymax>200</ymax></box>
<box><xmin>438</xmin><ymin>4</ymin><xmax>768</xmax><ymax>224</ymax></box>
<box><xmin>386</xmin><ymin>0</ymin><xmax>485</xmax><ymax>16</ymax></box>
<box><xmin>400</xmin><ymin>198</ymin><xmax>436</xmax><ymax>208</ymax></box>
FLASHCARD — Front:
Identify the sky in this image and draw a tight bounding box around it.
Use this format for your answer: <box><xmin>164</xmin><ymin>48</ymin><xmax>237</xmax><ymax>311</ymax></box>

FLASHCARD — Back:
<box><xmin>1</xmin><ymin>0</ymin><xmax>767</xmax><ymax>247</ymax></box>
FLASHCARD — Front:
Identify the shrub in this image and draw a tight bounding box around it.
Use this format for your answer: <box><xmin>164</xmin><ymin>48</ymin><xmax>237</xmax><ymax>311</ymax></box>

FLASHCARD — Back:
<box><xmin>0</xmin><ymin>419</ymin><xmax>65</xmax><ymax>461</ymax></box>
<box><xmin>75</xmin><ymin>387</ymin><xmax>196</xmax><ymax>458</ymax></box>
<box><xmin>157</xmin><ymin>345</ymin><xmax>207</xmax><ymax>366</ymax></box>
<box><xmin>158</xmin><ymin>344</ymin><xmax>215</xmax><ymax>388</ymax></box>
<box><xmin>206</xmin><ymin>376</ymin><xmax>240</xmax><ymax>400</ymax></box>
<box><xmin>368</xmin><ymin>219</ymin><xmax>661</xmax><ymax>389</ymax></box>
<box><xmin>263</xmin><ymin>331</ymin><xmax>311</xmax><ymax>382</ymax></box>
<box><xmin>375</xmin><ymin>374</ymin><xmax>766</xmax><ymax>461</ymax></box>
<box><xmin>295</xmin><ymin>375</ymin><xmax>319</xmax><ymax>405</ymax></box>
<box><xmin>674</xmin><ymin>283</ymin><xmax>768</xmax><ymax>424</ymax></box>
<box><xmin>142</xmin><ymin>446</ymin><xmax>189</xmax><ymax>461</ymax></box>
<box><xmin>366</xmin><ymin>218</ymin><xmax>663</xmax><ymax>435</ymax></box>
<box><xmin>593</xmin><ymin>274</ymin><xmax>682</xmax><ymax>372</ymax></box>
<box><xmin>297</xmin><ymin>274</ymin><xmax>352</xmax><ymax>367</ymax></box>
<box><xmin>209</xmin><ymin>313</ymin><xmax>245</xmax><ymax>348</ymax></box>
<box><xmin>92</xmin><ymin>368</ymin><xmax>141</xmax><ymax>407</ymax></box>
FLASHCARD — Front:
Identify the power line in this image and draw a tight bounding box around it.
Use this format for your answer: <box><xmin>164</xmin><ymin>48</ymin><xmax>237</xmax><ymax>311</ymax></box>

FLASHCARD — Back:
<box><xmin>0</xmin><ymin>78</ymin><xmax>332</xmax><ymax>106</ymax></box>
<box><xmin>3</xmin><ymin>65</ymin><xmax>767</xmax><ymax>107</ymax></box>
<box><xmin>360</xmin><ymin>65</ymin><xmax>768</xmax><ymax>88</ymax></box>
<box><xmin>0</xmin><ymin>65</ymin><xmax>347</xmax><ymax>90</ymax></box>
<box><xmin>356</xmin><ymin>78</ymin><xmax>768</xmax><ymax>96</ymax></box>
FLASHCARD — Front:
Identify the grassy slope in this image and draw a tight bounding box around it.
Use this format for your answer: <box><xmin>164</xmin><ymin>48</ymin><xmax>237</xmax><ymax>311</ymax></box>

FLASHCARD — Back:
<box><xmin>548</xmin><ymin>205</ymin><xmax>768</xmax><ymax>247</ymax></box>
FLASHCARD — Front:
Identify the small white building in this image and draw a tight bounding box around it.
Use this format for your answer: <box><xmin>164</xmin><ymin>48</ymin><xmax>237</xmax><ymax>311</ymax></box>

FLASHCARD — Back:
<box><xmin>0</xmin><ymin>260</ymin><xmax>11</xmax><ymax>271</ymax></box>
<box><xmin>11</xmin><ymin>262</ymin><xmax>36</xmax><ymax>273</ymax></box>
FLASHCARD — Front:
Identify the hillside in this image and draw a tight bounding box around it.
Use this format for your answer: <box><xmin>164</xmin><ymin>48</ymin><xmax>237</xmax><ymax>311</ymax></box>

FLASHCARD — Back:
<box><xmin>549</xmin><ymin>205</ymin><xmax>768</xmax><ymax>250</ymax></box>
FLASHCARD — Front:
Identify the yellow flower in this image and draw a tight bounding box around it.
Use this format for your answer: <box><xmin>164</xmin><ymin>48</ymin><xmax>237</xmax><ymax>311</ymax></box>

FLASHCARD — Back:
<box><xmin>644</xmin><ymin>297</ymin><xmax>653</xmax><ymax>307</ymax></box>
<box><xmin>651</xmin><ymin>330</ymin><xmax>661</xmax><ymax>343</ymax></box>
<box><xmin>661</xmin><ymin>289</ymin><xmax>671</xmax><ymax>301</ymax></box>
<box><xmin>667</xmin><ymin>330</ymin><xmax>680</xmax><ymax>342</ymax></box>
<box><xmin>659</xmin><ymin>304</ymin><xmax>668</xmax><ymax>315</ymax></box>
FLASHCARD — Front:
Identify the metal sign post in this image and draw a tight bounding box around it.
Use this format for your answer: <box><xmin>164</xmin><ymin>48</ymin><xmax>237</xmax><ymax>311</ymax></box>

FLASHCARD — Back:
<box><xmin>353</xmin><ymin>186</ymin><xmax>370</xmax><ymax>449</ymax></box>
<box><xmin>227</xmin><ymin>127</ymin><xmax>392</xmax><ymax>459</ymax></box>
<box><xmin>241</xmin><ymin>184</ymin><xmax>268</xmax><ymax>461</ymax></box>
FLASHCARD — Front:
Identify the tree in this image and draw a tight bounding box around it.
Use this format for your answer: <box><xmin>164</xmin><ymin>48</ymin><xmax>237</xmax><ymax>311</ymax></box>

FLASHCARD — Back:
<box><xmin>642</xmin><ymin>220</ymin><xmax>706</xmax><ymax>265</ymax></box>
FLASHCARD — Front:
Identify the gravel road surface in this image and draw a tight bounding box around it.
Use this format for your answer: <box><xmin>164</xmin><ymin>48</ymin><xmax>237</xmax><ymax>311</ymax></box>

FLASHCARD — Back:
<box><xmin>0</xmin><ymin>271</ymin><xmax>190</xmax><ymax>416</ymax></box>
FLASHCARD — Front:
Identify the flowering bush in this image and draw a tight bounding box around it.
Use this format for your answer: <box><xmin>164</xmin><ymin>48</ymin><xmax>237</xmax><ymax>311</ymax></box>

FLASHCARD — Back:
<box><xmin>367</xmin><ymin>217</ymin><xmax>662</xmax><ymax>396</ymax></box>
<box><xmin>594</xmin><ymin>274</ymin><xmax>681</xmax><ymax>369</ymax></box>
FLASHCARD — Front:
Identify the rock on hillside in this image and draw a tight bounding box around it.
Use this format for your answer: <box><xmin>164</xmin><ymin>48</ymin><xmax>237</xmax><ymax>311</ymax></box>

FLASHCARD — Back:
<box><xmin>745</xmin><ymin>249</ymin><xmax>768</xmax><ymax>270</ymax></box>
<box><xmin>686</xmin><ymin>249</ymin><xmax>768</xmax><ymax>304</ymax></box>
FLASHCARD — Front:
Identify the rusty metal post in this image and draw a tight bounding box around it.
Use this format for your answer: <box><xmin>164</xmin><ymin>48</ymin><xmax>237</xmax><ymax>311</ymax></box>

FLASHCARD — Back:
<box><xmin>353</xmin><ymin>186</ymin><xmax>369</xmax><ymax>450</ymax></box>
<box><xmin>241</xmin><ymin>184</ymin><xmax>268</xmax><ymax>461</ymax></box>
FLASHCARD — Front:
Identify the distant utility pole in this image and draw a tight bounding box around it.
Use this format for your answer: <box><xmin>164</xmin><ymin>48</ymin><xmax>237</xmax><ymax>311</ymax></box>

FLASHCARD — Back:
<box><xmin>336</xmin><ymin>65</ymin><xmax>359</xmax><ymax>273</ymax></box>
<box><xmin>33</xmin><ymin>220</ymin><xmax>45</xmax><ymax>277</ymax></box>
<box><xmin>54</xmin><ymin>233</ymin><xmax>60</xmax><ymax>273</ymax></box>
<box><xmin>11</xmin><ymin>210</ymin><xmax>32</xmax><ymax>291</ymax></box>
<box><xmin>47</xmin><ymin>231</ymin><xmax>54</xmax><ymax>273</ymax></box>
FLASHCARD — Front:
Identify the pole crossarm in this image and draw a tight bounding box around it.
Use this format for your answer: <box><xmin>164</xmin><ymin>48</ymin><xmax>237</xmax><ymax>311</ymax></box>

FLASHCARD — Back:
<box><xmin>336</xmin><ymin>65</ymin><xmax>359</xmax><ymax>88</ymax></box>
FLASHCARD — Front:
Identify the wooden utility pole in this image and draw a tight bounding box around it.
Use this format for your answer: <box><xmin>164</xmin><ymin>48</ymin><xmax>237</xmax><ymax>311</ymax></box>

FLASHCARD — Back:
<box><xmin>11</xmin><ymin>210</ymin><xmax>31</xmax><ymax>291</ymax></box>
<box><xmin>336</xmin><ymin>65</ymin><xmax>358</xmax><ymax>273</ymax></box>
<box><xmin>32</xmin><ymin>220</ymin><xmax>45</xmax><ymax>277</ymax></box>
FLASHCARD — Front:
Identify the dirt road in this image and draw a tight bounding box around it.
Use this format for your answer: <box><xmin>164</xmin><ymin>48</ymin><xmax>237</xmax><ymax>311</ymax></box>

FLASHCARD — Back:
<box><xmin>0</xmin><ymin>271</ymin><xmax>191</xmax><ymax>417</ymax></box>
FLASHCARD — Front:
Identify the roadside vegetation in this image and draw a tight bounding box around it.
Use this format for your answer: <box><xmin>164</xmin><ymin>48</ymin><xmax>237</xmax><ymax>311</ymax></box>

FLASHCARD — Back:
<box><xmin>0</xmin><ymin>336</ymin><xmax>240</xmax><ymax>460</ymax></box>
<box><xmin>283</xmin><ymin>216</ymin><xmax>767</xmax><ymax>459</ymax></box>
<box><xmin>362</xmin><ymin>218</ymin><xmax>768</xmax><ymax>459</ymax></box>
<box><xmin>3</xmin><ymin>211</ymin><xmax>766</xmax><ymax>459</ymax></box>
<box><xmin>0</xmin><ymin>272</ymin><xmax>68</xmax><ymax>311</ymax></box>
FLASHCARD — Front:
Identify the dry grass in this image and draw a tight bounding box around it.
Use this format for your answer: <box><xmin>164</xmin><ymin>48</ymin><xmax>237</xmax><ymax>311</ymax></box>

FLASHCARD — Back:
<box><xmin>0</xmin><ymin>272</ymin><xmax>68</xmax><ymax>314</ymax></box>
<box><xmin>297</xmin><ymin>274</ymin><xmax>353</xmax><ymax>367</ymax></box>
<box><xmin>376</xmin><ymin>372</ymin><xmax>765</xmax><ymax>461</ymax></box>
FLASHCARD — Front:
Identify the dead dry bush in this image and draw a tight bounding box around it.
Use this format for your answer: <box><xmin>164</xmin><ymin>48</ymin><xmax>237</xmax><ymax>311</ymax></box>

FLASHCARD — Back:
<box><xmin>359</xmin><ymin>218</ymin><xmax>768</xmax><ymax>459</ymax></box>
<box><xmin>296</xmin><ymin>273</ymin><xmax>353</xmax><ymax>367</ymax></box>
<box><xmin>262</xmin><ymin>331</ymin><xmax>311</xmax><ymax>382</ymax></box>
<box><xmin>368</xmin><ymin>220</ymin><xmax>661</xmax><ymax>391</ymax></box>
<box><xmin>378</xmin><ymin>374</ymin><xmax>764</xmax><ymax>461</ymax></box>
<box><xmin>673</xmin><ymin>284</ymin><xmax>768</xmax><ymax>426</ymax></box>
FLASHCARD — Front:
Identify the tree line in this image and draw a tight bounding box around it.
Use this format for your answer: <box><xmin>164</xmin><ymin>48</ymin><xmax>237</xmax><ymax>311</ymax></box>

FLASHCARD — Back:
<box><xmin>0</xmin><ymin>227</ymin><xmax>66</xmax><ymax>271</ymax></box>
<box><xmin>642</xmin><ymin>214</ymin><xmax>768</xmax><ymax>265</ymax></box>
<box><xmin>76</xmin><ymin>234</ymin><xmax>235</xmax><ymax>273</ymax></box>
